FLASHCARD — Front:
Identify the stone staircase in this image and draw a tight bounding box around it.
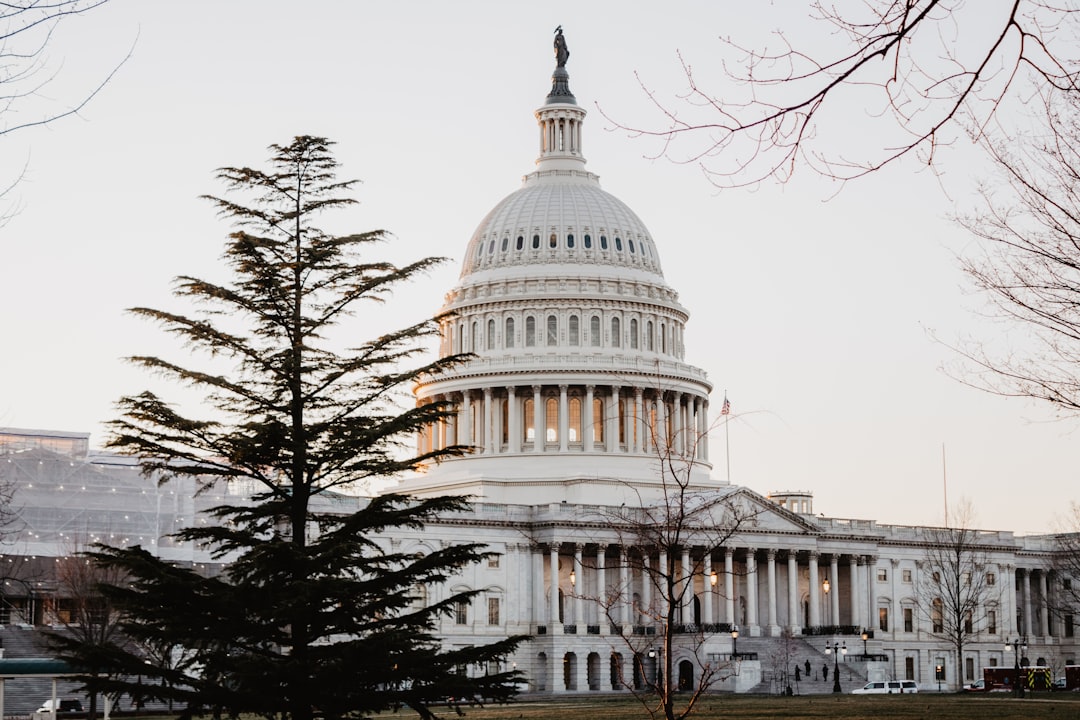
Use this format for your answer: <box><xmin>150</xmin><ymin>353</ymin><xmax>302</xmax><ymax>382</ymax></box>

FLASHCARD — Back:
<box><xmin>733</xmin><ymin>635</ymin><xmax>872</xmax><ymax>695</ymax></box>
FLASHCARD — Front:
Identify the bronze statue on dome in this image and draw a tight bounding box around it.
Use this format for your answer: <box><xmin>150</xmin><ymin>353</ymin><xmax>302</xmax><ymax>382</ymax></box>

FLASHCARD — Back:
<box><xmin>554</xmin><ymin>25</ymin><xmax>569</xmax><ymax>68</ymax></box>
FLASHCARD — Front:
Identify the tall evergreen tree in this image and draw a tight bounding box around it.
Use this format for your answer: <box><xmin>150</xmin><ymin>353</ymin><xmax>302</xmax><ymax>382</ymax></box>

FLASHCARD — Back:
<box><xmin>81</xmin><ymin>136</ymin><xmax>523</xmax><ymax>720</ymax></box>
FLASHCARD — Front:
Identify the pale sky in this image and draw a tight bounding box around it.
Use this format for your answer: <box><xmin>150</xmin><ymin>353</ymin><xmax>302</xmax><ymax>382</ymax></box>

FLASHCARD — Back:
<box><xmin>2</xmin><ymin>1</ymin><xmax>1076</xmax><ymax>534</ymax></box>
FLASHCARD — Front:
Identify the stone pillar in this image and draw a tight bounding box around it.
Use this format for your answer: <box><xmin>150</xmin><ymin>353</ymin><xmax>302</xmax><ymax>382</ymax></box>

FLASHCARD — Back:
<box><xmin>634</xmin><ymin>388</ymin><xmax>644</xmax><ymax>454</ymax></box>
<box><xmin>607</xmin><ymin>386</ymin><xmax>620</xmax><ymax>453</ymax></box>
<box><xmin>808</xmin><ymin>552</ymin><xmax>820</xmax><ymax>627</ymax></box>
<box><xmin>482</xmin><ymin>387</ymin><xmax>493</xmax><ymax>454</ymax></box>
<box><xmin>1040</xmin><ymin>570</ymin><xmax>1051</xmax><ymax>638</ymax></box>
<box><xmin>703</xmin><ymin>553</ymin><xmax>714</xmax><ymax>625</ymax></box>
<box><xmin>867</xmin><ymin>556</ymin><xmax>877</xmax><ymax>633</ymax></box>
<box><xmin>620</xmin><ymin>547</ymin><xmax>631</xmax><ymax>626</ymax></box>
<box><xmin>573</xmin><ymin>544</ymin><xmax>584</xmax><ymax>628</ymax></box>
<box><xmin>446</xmin><ymin>395</ymin><xmax>457</xmax><ymax>446</ymax></box>
<box><xmin>788</xmin><ymin>550</ymin><xmax>800</xmax><ymax>633</ymax></box>
<box><xmin>655</xmin><ymin>393</ymin><xmax>667</xmax><ymax>454</ymax></box>
<box><xmin>724</xmin><ymin>548</ymin><xmax>735</xmax><ymax>626</ymax></box>
<box><xmin>437</xmin><ymin>396</ymin><xmax>447</xmax><ymax>451</ymax></box>
<box><xmin>507</xmin><ymin>386</ymin><xmax>520</xmax><ymax>453</ymax></box>
<box><xmin>1023</xmin><ymin>569</ymin><xmax>1033</xmax><ymax>636</ymax></box>
<box><xmin>596</xmin><ymin>545</ymin><xmax>606</xmax><ymax>631</ymax></box>
<box><xmin>701</xmin><ymin>398</ymin><xmax>709</xmax><ymax>461</ymax></box>
<box><xmin>460</xmin><ymin>390</ymin><xmax>473</xmax><ymax>450</ymax></box>
<box><xmin>584</xmin><ymin>385</ymin><xmax>595</xmax><ymax>451</ymax></box>
<box><xmin>532</xmin><ymin>385</ymin><xmax>543</xmax><ymax>453</ymax></box>
<box><xmin>658</xmin><ymin>550</ymin><xmax>669</xmax><ymax>620</ymax></box>
<box><xmin>890</xmin><ymin>558</ymin><xmax>900</xmax><ymax>639</ymax></box>
<box><xmin>1005</xmin><ymin>564</ymin><xmax>1016</xmax><ymax>634</ymax></box>
<box><xmin>532</xmin><ymin>545</ymin><xmax>545</xmax><ymax>627</ymax></box>
<box><xmin>549</xmin><ymin>544</ymin><xmax>561</xmax><ymax>630</ymax></box>
<box><xmin>849</xmin><ymin>556</ymin><xmax>860</xmax><ymax>628</ymax></box>
<box><xmin>746</xmin><ymin>548</ymin><xmax>759</xmax><ymax>634</ymax></box>
<box><xmin>830</xmin><ymin>555</ymin><xmax>840</xmax><ymax>626</ymax></box>
<box><xmin>672</xmin><ymin>391</ymin><xmax>684</xmax><ymax>455</ymax></box>
<box><xmin>641</xmin><ymin>554</ymin><xmax>652</xmax><ymax>622</ymax></box>
<box><xmin>766</xmin><ymin>549</ymin><xmax>779</xmax><ymax>635</ymax></box>
<box><xmin>682</xmin><ymin>547</ymin><xmax>693</xmax><ymax>624</ymax></box>
<box><xmin>558</xmin><ymin>385</ymin><xmax>569</xmax><ymax>453</ymax></box>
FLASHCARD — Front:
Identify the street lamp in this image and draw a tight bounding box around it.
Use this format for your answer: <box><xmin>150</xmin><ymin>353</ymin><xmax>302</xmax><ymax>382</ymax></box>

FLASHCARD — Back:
<box><xmin>1006</xmin><ymin>637</ymin><xmax>1027</xmax><ymax>698</ymax></box>
<box><xmin>860</xmin><ymin>630</ymin><xmax>869</xmax><ymax>658</ymax></box>
<box><xmin>731</xmin><ymin>626</ymin><xmax>739</xmax><ymax>659</ymax></box>
<box><xmin>824</xmin><ymin>640</ymin><xmax>847</xmax><ymax>693</ymax></box>
<box><xmin>822</xmin><ymin>578</ymin><xmax>831</xmax><ymax>625</ymax></box>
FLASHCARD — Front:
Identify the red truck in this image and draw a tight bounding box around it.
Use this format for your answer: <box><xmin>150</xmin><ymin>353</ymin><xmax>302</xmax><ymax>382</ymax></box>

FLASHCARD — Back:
<box><xmin>981</xmin><ymin>666</ymin><xmax>1056</xmax><ymax>692</ymax></box>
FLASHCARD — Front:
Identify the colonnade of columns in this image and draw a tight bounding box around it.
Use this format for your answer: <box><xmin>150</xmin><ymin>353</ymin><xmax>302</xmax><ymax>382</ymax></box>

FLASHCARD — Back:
<box><xmin>532</xmin><ymin>543</ymin><xmax>875</xmax><ymax>637</ymax></box>
<box><xmin>417</xmin><ymin>384</ymin><xmax>710</xmax><ymax>461</ymax></box>
<box><xmin>1013</xmin><ymin>567</ymin><xmax>1065</xmax><ymax>640</ymax></box>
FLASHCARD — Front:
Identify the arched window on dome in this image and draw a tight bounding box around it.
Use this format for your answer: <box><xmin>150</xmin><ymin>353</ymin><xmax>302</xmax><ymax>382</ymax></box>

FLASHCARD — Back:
<box><xmin>526</xmin><ymin>316</ymin><xmax>536</xmax><ymax>347</ymax></box>
<box><xmin>600</xmin><ymin>235</ymin><xmax>608</xmax><ymax>250</ymax></box>
<box><xmin>642</xmin><ymin>240</ymin><xmax>650</xmax><ymax>258</ymax></box>
<box><xmin>501</xmin><ymin>236</ymin><xmax>508</xmax><ymax>252</ymax></box>
<box><xmin>488</xmin><ymin>240</ymin><xmax>495</xmax><ymax>255</ymax></box>
<box><xmin>660</xmin><ymin>322</ymin><xmax>666</xmax><ymax>354</ymax></box>
<box><xmin>611</xmin><ymin>317</ymin><xmax>621</xmax><ymax>348</ymax></box>
<box><xmin>567</xmin><ymin>233</ymin><xmax>575</xmax><ymax>248</ymax></box>
<box><xmin>549</xmin><ymin>233</ymin><xmax>557</xmax><ymax>249</ymax></box>
<box><xmin>487</xmin><ymin>319</ymin><xmax>496</xmax><ymax>350</ymax></box>
<box><xmin>569</xmin><ymin>396</ymin><xmax>581</xmax><ymax>443</ymax></box>
<box><xmin>629</xmin><ymin>319</ymin><xmax>638</xmax><ymax>349</ymax></box>
<box><xmin>568</xmin><ymin>315</ymin><xmax>579</xmax><ymax>346</ymax></box>
<box><xmin>646</xmin><ymin>321</ymin><xmax>654</xmax><ymax>352</ymax></box>
<box><xmin>545</xmin><ymin>397</ymin><xmax>558</xmax><ymax>443</ymax></box>
<box><xmin>505</xmin><ymin>317</ymin><xmax>515</xmax><ymax>348</ymax></box>
<box><xmin>457</xmin><ymin>323</ymin><xmax>464</xmax><ymax>354</ymax></box>
<box><xmin>516</xmin><ymin>235</ymin><xmax>524</xmax><ymax>251</ymax></box>
<box><xmin>523</xmin><ymin>398</ymin><xmax>535</xmax><ymax>441</ymax></box>
<box><xmin>547</xmin><ymin>315</ymin><xmax>558</xmax><ymax>346</ymax></box>
<box><xmin>590</xmin><ymin>316</ymin><xmax>600</xmax><ymax>347</ymax></box>
<box><xmin>584</xmin><ymin>234</ymin><xmax>592</xmax><ymax>249</ymax></box>
<box><xmin>629</xmin><ymin>238</ymin><xmax>636</xmax><ymax>254</ymax></box>
<box><xmin>593</xmin><ymin>397</ymin><xmax>604</xmax><ymax>444</ymax></box>
<box><xmin>532</xmin><ymin>234</ymin><xmax>540</xmax><ymax>249</ymax></box>
<box><xmin>615</xmin><ymin>237</ymin><xmax>623</xmax><ymax>252</ymax></box>
<box><xmin>471</xmin><ymin>321</ymin><xmax>478</xmax><ymax>352</ymax></box>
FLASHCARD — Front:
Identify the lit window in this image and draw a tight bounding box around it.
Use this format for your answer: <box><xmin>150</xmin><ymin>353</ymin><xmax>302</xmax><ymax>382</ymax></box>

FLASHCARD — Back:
<box><xmin>455</xmin><ymin>599</ymin><xmax>469</xmax><ymax>625</ymax></box>
<box><xmin>524</xmin><ymin>399</ymin><xmax>534</xmax><ymax>440</ymax></box>
<box><xmin>879</xmin><ymin>607</ymin><xmax>889</xmax><ymax>632</ymax></box>
<box><xmin>549</xmin><ymin>233</ymin><xmax>557</xmax><ymax>248</ymax></box>
<box><xmin>593</xmin><ymin>398</ymin><xmax>604</xmax><ymax>443</ymax></box>
<box><xmin>877</xmin><ymin>568</ymin><xmax>887</xmax><ymax>582</ymax></box>
<box><xmin>488</xmin><ymin>597</ymin><xmax>500</xmax><ymax>625</ymax></box>
<box><xmin>546</xmin><ymin>397</ymin><xmax>558</xmax><ymax>442</ymax></box>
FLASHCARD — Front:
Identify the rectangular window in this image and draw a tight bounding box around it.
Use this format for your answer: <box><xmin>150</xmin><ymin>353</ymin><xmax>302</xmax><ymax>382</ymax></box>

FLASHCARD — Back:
<box><xmin>965</xmin><ymin>657</ymin><xmax>975</xmax><ymax>681</ymax></box>
<box><xmin>987</xmin><ymin>572</ymin><xmax>996</xmax><ymax>586</ymax></box>
<box><xmin>989</xmin><ymin>658</ymin><xmax>998</xmax><ymax>667</ymax></box>
<box><xmin>877</xmin><ymin>568</ymin><xmax>887</xmax><ymax>582</ymax></box>
<box><xmin>903</xmin><ymin>607</ymin><xmax>914</xmax><ymax>633</ymax></box>
<box><xmin>488</xmin><ymin>597</ymin><xmax>500</xmax><ymax>626</ymax></box>
<box><xmin>455</xmin><ymin>600</ymin><xmax>468</xmax><ymax>625</ymax></box>
<box><xmin>988</xmin><ymin>610</ymin><xmax>997</xmax><ymax>634</ymax></box>
<box><xmin>488</xmin><ymin>555</ymin><xmax>500</xmax><ymax>569</ymax></box>
<box><xmin>964</xmin><ymin>612</ymin><xmax>973</xmax><ymax>634</ymax></box>
<box><xmin>905</xmin><ymin>657</ymin><xmax>915</xmax><ymax>681</ymax></box>
<box><xmin>879</xmin><ymin>607</ymin><xmax>889</xmax><ymax>632</ymax></box>
<box><xmin>902</xmin><ymin>569</ymin><xmax>912</xmax><ymax>583</ymax></box>
<box><xmin>1067</xmin><ymin>615</ymin><xmax>1075</xmax><ymax>638</ymax></box>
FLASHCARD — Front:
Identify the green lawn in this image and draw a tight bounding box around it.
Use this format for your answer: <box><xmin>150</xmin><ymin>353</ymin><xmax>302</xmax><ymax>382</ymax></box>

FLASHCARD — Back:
<box><xmin>383</xmin><ymin>693</ymin><xmax>1080</xmax><ymax>720</ymax></box>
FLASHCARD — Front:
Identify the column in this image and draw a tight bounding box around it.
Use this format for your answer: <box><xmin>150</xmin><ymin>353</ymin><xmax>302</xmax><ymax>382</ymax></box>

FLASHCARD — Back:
<box><xmin>787</xmin><ymin>550</ymin><xmax>799</xmax><ymax>633</ymax></box>
<box><xmin>682</xmin><ymin>547</ymin><xmax>693</xmax><ymax>624</ymax></box>
<box><xmin>1040</xmin><ymin>570</ymin><xmax>1050</xmax><ymax>638</ymax></box>
<box><xmin>507</xmin><ymin>386</ymin><xmax>520</xmax><ymax>453</ymax></box>
<box><xmin>701</xmin><ymin>398</ymin><xmax>709</xmax><ymax>461</ymax></box>
<box><xmin>573</xmin><ymin>544</ymin><xmax>584</xmax><ymax>628</ymax></box>
<box><xmin>890</xmin><ymin>558</ymin><xmax>900</xmax><ymax>639</ymax></box>
<box><xmin>830</xmin><ymin>555</ymin><xmax>840</xmax><ymax>626</ymax></box>
<box><xmin>437</xmin><ymin>395</ymin><xmax>447</xmax><ymax>451</ymax></box>
<box><xmin>703</xmin><ymin>553</ymin><xmax>714</xmax><ymax>625</ymax></box>
<box><xmin>849</xmin><ymin>556</ymin><xmax>860</xmax><ymax>628</ymax></box>
<box><xmin>1005</xmin><ymin>564</ymin><xmax>1016</xmax><ymax>634</ymax></box>
<box><xmin>461</xmin><ymin>390</ymin><xmax>473</xmax><ymax>449</ymax></box>
<box><xmin>641</xmin><ymin>554</ymin><xmax>652</xmax><ymax>622</ymax></box>
<box><xmin>596</xmin><ymin>545</ymin><xmax>606</xmax><ymax>630</ymax></box>
<box><xmin>633</xmin><ymin>388</ymin><xmax>644</xmax><ymax>454</ymax></box>
<box><xmin>584</xmin><ymin>385</ymin><xmax>595</xmax><ymax>451</ymax></box>
<box><xmin>746</xmin><ymin>548</ymin><xmax>759</xmax><ymax>634</ymax></box>
<box><xmin>549</xmin><ymin>544</ymin><xmax>560</xmax><ymax>629</ymax></box>
<box><xmin>532</xmin><ymin>385</ymin><xmax>543</xmax><ymax>453</ymax></box>
<box><xmin>1023</xmin><ymin>569</ymin><xmax>1033</xmax><ymax>636</ymax></box>
<box><xmin>808</xmin><ymin>552</ymin><xmax>820</xmax><ymax>627</ymax></box>
<box><xmin>620</xmin><ymin>547</ymin><xmax>631</xmax><ymax>626</ymax></box>
<box><xmin>867</xmin><ymin>556</ymin><xmax>877</xmax><ymax>634</ymax></box>
<box><xmin>658</xmin><ymin>550</ymin><xmax>669</xmax><ymax>619</ymax></box>
<box><xmin>655</xmin><ymin>393</ymin><xmax>667</xmax><ymax>454</ymax></box>
<box><xmin>482</xmin><ymin>387</ymin><xmax>493</xmax><ymax>454</ymax></box>
<box><xmin>558</xmin><ymin>385</ymin><xmax>569</xmax><ymax>452</ymax></box>
<box><xmin>533</xmin><ymin>545</ymin><xmax>545</xmax><ymax>627</ymax></box>
<box><xmin>724</xmin><ymin>548</ymin><xmax>735</xmax><ymax>626</ymax></box>
<box><xmin>446</xmin><ymin>396</ymin><xmax>457</xmax><ymax>446</ymax></box>
<box><xmin>672</xmin><ymin>391</ymin><xmax>684</xmax><ymax>455</ymax></box>
<box><xmin>607</xmin><ymin>386</ymin><xmax>619</xmax><ymax>453</ymax></box>
<box><xmin>766</xmin><ymin>550</ymin><xmax>778</xmax><ymax>634</ymax></box>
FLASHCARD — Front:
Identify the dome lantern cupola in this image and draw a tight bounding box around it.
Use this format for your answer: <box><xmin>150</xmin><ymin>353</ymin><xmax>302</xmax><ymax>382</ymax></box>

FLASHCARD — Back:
<box><xmin>535</xmin><ymin>26</ymin><xmax>586</xmax><ymax>174</ymax></box>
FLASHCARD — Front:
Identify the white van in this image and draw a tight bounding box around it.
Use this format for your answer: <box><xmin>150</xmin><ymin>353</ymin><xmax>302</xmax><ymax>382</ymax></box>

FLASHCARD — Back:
<box><xmin>852</xmin><ymin>680</ymin><xmax>919</xmax><ymax>694</ymax></box>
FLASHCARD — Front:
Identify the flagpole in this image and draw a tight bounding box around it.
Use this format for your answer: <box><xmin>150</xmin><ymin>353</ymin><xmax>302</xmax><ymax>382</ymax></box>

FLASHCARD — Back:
<box><xmin>721</xmin><ymin>391</ymin><xmax>731</xmax><ymax>484</ymax></box>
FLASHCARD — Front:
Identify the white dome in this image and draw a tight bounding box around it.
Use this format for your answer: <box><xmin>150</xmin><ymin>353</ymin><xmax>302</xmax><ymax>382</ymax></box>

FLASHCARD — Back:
<box><xmin>460</xmin><ymin>171</ymin><xmax>665</xmax><ymax>281</ymax></box>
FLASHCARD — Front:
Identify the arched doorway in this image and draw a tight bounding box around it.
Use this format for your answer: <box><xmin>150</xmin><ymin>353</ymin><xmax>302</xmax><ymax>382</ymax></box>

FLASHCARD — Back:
<box><xmin>563</xmin><ymin>652</ymin><xmax>577</xmax><ymax>690</ymax></box>
<box><xmin>587</xmin><ymin>652</ymin><xmax>601</xmax><ymax>690</ymax></box>
<box><xmin>610</xmin><ymin>652</ymin><xmax>624</xmax><ymax>690</ymax></box>
<box><xmin>536</xmin><ymin>651</ymin><xmax>548</xmax><ymax>691</ymax></box>
<box><xmin>678</xmin><ymin>660</ymin><xmax>694</xmax><ymax>691</ymax></box>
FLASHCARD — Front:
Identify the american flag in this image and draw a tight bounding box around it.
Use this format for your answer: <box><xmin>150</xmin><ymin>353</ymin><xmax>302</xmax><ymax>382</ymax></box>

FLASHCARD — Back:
<box><xmin>721</xmin><ymin>396</ymin><xmax>731</xmax><ymax>415</ymax></box>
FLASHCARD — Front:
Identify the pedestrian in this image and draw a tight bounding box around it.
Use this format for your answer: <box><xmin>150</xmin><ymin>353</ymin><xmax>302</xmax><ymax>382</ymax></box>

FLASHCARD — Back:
<box><xmin>823</xmin><ymin>663</ymin><xmax>829</xmax><ymax>682</ymax></box>
<box><xmin>805</xmin><ymin>659</ymin><xmax>811</xmax><ymax>677</ymax></box>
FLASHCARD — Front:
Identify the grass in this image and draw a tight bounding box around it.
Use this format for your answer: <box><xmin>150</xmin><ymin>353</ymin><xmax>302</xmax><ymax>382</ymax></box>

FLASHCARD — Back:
<box><xmin>377</xmin><ymin>693</ymin><xmax>1080</xmax><ymax>720</ymax></box>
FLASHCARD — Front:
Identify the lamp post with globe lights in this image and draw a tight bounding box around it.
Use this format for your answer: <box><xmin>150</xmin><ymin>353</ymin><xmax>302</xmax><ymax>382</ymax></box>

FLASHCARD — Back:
<box><xmin>1006</xmin><ymin>637</ymin><xmax>1027</xmax><ymax>698</ymax></box>
<box><xmin>825</xmin><ymin>640</ymin><xmax>846</xmax><ymax>693</ymax></box>
<box><xmin>731</xmin><ymin>626</ymin><xmax>739</xmax><ymax>659</ymax></box>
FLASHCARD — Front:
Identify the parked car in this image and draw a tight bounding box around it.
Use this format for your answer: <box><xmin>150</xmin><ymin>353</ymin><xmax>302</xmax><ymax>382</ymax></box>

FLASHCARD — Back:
<box><xmin>1053</xmin><ymin>677</ymin><xmax>1067</xmax><ymax>691</ymax></box>
<box><xmin>852</xmin><ymin>680</ymin><xmax>918</xmax><ymax>694</ymax></box>
<box><xmin>35</xmin><ymin>700</ymin><xmax>84</xmax><ymax>714</ymax></box>
<box><xmin>963</xmin><ymin>679</ymin><xmax>987</xmax><ymax>692</ymax></box>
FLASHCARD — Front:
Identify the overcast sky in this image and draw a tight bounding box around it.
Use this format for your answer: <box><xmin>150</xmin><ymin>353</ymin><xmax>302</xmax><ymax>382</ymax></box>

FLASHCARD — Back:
<box><xmin>2</xmin><ymin>1</ymin><xmax>1076</xmax><ymax>534</ymax></box>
